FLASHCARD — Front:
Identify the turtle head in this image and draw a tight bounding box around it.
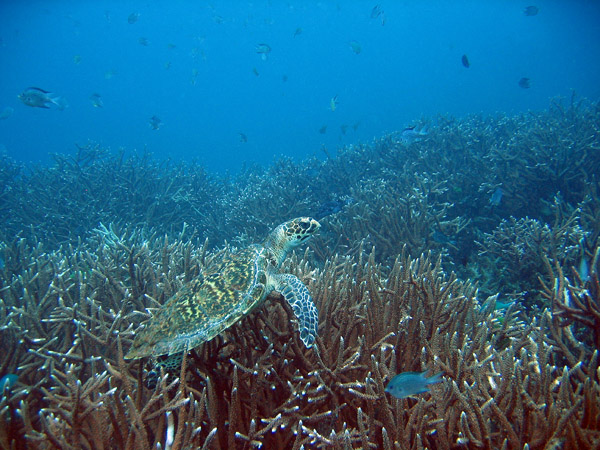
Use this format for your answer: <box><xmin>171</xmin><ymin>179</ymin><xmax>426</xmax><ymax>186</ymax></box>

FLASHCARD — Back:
<box><xmin>265</xmin><ymin>217</ymin><xmax>320</xmax><ymax>266</ymax></box>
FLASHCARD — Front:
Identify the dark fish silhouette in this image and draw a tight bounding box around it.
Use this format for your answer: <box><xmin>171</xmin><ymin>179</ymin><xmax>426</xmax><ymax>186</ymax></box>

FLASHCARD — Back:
<box><xmin>128</xmin><ymin>12</ymin><xmax>140</xmax><ymax>24</ymax></box>
<box><xmin>461</xmin><ymin>54</ymin><xmax>470</xmax><ymax>68</ymax></box>
<box><xmin>319</xmin><ymin>125</ymin><xmax>327</xmax><ymax>134</ymax></box>
<box><xmin>149</xmin><ymin>115</ymin><xmax>162</xmax><ymax>130</ymax></box>
<box><xmin>524</xmin><ymin>6</ymin><xmax>539</xmax><ymax>16</ymax></box>
<box><xmin>518</xmin><ymin>77</ymin><xmax>531</xmax><ymax>89</ymax></box>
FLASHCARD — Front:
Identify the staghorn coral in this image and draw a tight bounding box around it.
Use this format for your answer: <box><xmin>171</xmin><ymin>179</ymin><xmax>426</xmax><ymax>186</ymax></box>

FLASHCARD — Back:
<box><xmin>473</xmin><ymin>195</ymin><xmax>585</xmax><ymax>308</ymax></box>
<box><xmin>1</xmin><ymin>227</ymin><xmax>598</xmax><ymax>449</ymax></box>
<box><xmin>1</xmin><ymin>96</ymin><xmax>600</xmax><ymax>449</ymax></box>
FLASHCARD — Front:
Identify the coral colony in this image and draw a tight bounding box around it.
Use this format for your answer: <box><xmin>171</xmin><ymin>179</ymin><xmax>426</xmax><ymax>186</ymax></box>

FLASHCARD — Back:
<box><xmin>1</xmin><ymin>96</ymin><xmax>599</xmax><ymax>449</ymax></box>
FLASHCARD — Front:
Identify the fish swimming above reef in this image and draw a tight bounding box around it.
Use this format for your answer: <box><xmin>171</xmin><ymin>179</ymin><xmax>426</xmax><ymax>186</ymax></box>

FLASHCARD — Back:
<box><xmin>349</xmin><ymin>40</ymin><xmax>362</xmax><ymax>54</ymax></box>
<box><xmin>128</xmin><ymin>12</ymin><xmax>140</xmax><ymax>24</ymax></box>
<box><xmin>400</xmin><ymin>126</ymin><xmax>427</xmax><ymax>145</ymax></box>
<box><xmin>18</xmin><ymin>87</ymin><xmax>67</xmax><ymax>110</ymax></box>
<box><xmin>149</xmin><ymin>115</ymin><xmax>162</xmax><ymax>130</ymax></box>
<box><xmin>315</xmin><ymin>197</ymin><xmax>354</xmax><ymax>220</ymax></box>
<box><xmin>89</xmin><ymin>93</ymin><xmax>103</xmax><ymax>108</ymax></box>
<box><xmin>256</xmin><ymin>43</ymin><xmax>271</xmax><ymax>61</ymax></box>
<box><xmin>293</xmin><ymin>27</ymin><xmax>303</xmax><ymax>38</ymax></box>
<box><xmin>518</xmin><ymin>77</ymin><xmax>531</xmax><ymax>89</ymax></box>
<box><xmin>432</xmin><ymin>229</ymin><xmax>456</xmax><ymax>246</ymax></box>
<box><xmin>385</xmin><ymin>370</ymin><xmax>443</xmax><ymax>399</ymax></box>
<box><xmin>461</xmin><ymin>54</ymin><xmax>470</xmax><ymax>68</ymax></box>
<box><xmin>239</xmin><ymin>132</ymin><xmax>248</xmax><ymax>143</ymax></box>
<box><xmin>490</xmin><ymin>187</ymin><xmax>503</xmax><ymax>206</ymax></box>
<box><xmin>523</xmin><ymin>6</ymin><xmax>539</xmax><ymax>16</ymax></box>
<box><xmin>330</xmin><ymin>95</ymin><xmax>339</xmax><ymax>111</ymax></box>
<box><xmin>370</xmin><ymin>4</ymin><xmax>385</xmax><ymax>25</ymax></box>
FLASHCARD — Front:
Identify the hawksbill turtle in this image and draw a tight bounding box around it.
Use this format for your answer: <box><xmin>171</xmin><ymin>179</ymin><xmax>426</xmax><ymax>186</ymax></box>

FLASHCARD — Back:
<box><xmin>125</xmin><ymin>217</ymin><xmax>321</xmax><ymax>363</ymax></box>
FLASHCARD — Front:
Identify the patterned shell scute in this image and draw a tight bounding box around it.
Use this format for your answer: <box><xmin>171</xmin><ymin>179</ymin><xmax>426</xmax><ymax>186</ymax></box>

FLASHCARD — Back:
<box><xmin>129</xmin><ymin>245</ymin><xmax>269</xmax><ymax>358</ymax></box>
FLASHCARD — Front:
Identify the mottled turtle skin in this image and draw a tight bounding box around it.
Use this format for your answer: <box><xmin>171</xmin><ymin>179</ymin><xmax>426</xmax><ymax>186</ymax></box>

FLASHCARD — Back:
<box><xmin>125</xmin><ymin>217</ymin><xmax>320</xmax><ymax>360</ymax></box>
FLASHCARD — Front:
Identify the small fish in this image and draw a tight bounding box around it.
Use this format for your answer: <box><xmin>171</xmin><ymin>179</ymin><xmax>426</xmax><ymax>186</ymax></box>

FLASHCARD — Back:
<box><xmin>73</xmin><ymin>54</ymin><xmax>82</xmax><ymax>65</ymax></box>
<box><xmin>578</xmin><ymin>239</ymin><xmax>590</xmax><ymax>282</ymax></box>
<box><xmin>316</xmin><ymin>197</ymin><xmax>354</xmax><ymax>220</ymax></box>
<box><xmin>330</xmin><ymin>95</ymin><xmax>339</xmax><ymax>112</ymax></box>
<box><xmin>128</xmin><ymin>12</ymin><xmax>140</xmax><ymax>24</ymax></box>
<box><xmin>293</xmin><ymin>27</ymin><xmax>303</xmax><ymax>38</ymax></box>
<box><xmin>523</xmin><ymin>6</ymin><xmax>539</xmax><ymax>16</ymax></box>
<box><xmin>352</xmin><ymin>121</ymin><xmax>360</xmax><ymax>131</ymax></box>
<box><xmin>400</xmin><ymin>126</ymin><xmax>427</xmax><ymax>145</ymax></box>
<box><xmin>371</xmin><ymin>5</ymin><xmax>383</xmax><ymax>19</ymax></box>
<box><xmin>212</xmin><ymin>15</ymin><xmax>224</xmax><ymax>24</ymax></box>
<box><xmin>239</xmin><ymin>132</ymin><xmax>248</xmax><ymax>143</ymax></box>
<box><xmin>319</xmin><ymin>125</ymin><xmax>327</xmax><ymax>134</ymax></box>
<box><xmin>149</xmin><ymin>115</ymin><xmax>162</xmax><ymax>130</ymax></box>
<box><xmin>349</xmin><ymin>40</ymin><xmax>362</xmax><ymax>54</ymax></box>
<box><xmin>0</xmin><ymin>374</ymin><xmax>18</xmax><ymax>395</ymax></box>
<box><xmin>256</xmin><ymin>43</ymin><xmax>271</xmax><ymax>61</ymax></box>
<box><xmin>0</xmin><ymin>106</ymin><xmax>14</xmax><ymax>120</ymax></box>
<box><xmin>167</xmin><ymin>43</ymin><xmax>177</xmax><ymax>50</ymax></box>
<box><xmin>104</xmin><ymin>69</ymin><xmax>117</xmax><ymax>80</ymax></box>
<box><xmin>138</xmin><ymin>37</ymin><xmax>149</xmax><ymax>46</ymax></box>
<box><xmin>164</xmin><ymin>61</ymin><xmax>171</xmax><ymax>70</ymax></box>
<box><xmin>18</xmin><ymin>87</ymin><xmax>67</xmax><ymax>110</ymax></box>
<box><xmin>518</xmin><ymin>77</ymin><xmax>531</xmax><ymax>89</ymax></box>
<box><xmin>489</xmin><ymin>187</ymin><xmax>503</xmax><ymax>206</ymax></box>
<box><xmin>252</xmin><ymin>67</ymin><xmax>259</xmax><ymax>76</ymax></box>
<box><xmin>385</xmin><ymin>370</ymin><xmax>443</xmax><ymax>399</ymax></box>
<box><xmin>432</xmin><ymin>230</ymin><xmax>456</xmax><ymax>246</ymax></box>
<box><xmin>89</xmin><ymin>93</ymin><xmax>103</xmax><ymax>108</ymax></box>
<box><xmin>461</xmin><ymin>54</ymin><xmax>470</xmax><ymax>68</ymax></box>
<box><xmin>282</xmin><ymin>74</ymin><xmax>288</xmax><ymax>82</ymax></box>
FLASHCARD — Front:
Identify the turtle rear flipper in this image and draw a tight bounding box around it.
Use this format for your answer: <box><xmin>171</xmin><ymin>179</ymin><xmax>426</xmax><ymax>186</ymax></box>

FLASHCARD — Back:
<box><xmin>273</xmin><ymin>273</ymin><xmax>318</xmax><ymax>347</ymax></box>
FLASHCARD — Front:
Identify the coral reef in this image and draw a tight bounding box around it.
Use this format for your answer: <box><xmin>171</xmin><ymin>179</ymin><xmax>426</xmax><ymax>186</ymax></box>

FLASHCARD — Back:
<box><xmin>1</xmin><ymin>96</ymin><xmax>600</xmax><ymax>448</ymax></box>
<box><xmin>2</xmin><ymin>231</ymin><xmax>598</xmax><ymax>449</ymax></box>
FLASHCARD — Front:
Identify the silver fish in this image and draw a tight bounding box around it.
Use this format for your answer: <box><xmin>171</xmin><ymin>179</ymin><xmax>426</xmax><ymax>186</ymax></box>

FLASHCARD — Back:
<box><xmin>399</xmin><ymin>126</ymin><xmax>427</xmax><ymax>145</ymax></box>
<box><xmin>256</xmin><ymin>43</ymin><xmax>271</xmax><ymax>61</ymax></box>
<box><xmin>149</xmin><ymin>115</ymin><xmax>162</xmax><ymax>130</ymax></box>
<box><xmin>18</xmin><ymin>87</ymin><xmax>67</xmax><ymax>110</ymax></box>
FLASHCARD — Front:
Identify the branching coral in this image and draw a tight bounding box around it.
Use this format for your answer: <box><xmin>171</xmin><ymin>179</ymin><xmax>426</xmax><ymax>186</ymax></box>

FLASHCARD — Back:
<box><xmin>1</xmin><ymin>228</ymin><xmax>598</xmax><ymax>449</ymax></box>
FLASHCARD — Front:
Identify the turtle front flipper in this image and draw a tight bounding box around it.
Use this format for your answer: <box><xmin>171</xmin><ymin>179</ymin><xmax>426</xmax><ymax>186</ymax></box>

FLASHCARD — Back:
<box><xmin>273</xmin><ymin>273</ymin><xmax>318</xmax><ymax>347</ymax></box>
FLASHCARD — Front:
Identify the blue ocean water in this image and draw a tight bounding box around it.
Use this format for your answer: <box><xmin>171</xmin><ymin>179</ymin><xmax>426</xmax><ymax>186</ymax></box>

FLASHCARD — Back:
<box><xmin>0</xmin><ymin>0</ymin><xmax>598</xmax><ymax>173</ymax></box>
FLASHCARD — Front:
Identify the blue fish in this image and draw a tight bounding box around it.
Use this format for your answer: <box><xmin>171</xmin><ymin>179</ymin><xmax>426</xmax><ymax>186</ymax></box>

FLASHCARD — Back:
<box><xmin>490</xmin><ymin>187</ymin><xmax>503</xmax><ymax>206</ymax></box>
<box><xmin>399</xmin><ymin>126</ymin><xmax>427</xmax><ymax>145</ymax></box>
<box><xmin>432</xmin><ymin>230</ymin><xmax>456</xmax><ymax>245</ymax></box>
<box><xmin>385</xmin><ymin>370</ymin><xmax>443</xmax><ymax>399</ymax></box>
